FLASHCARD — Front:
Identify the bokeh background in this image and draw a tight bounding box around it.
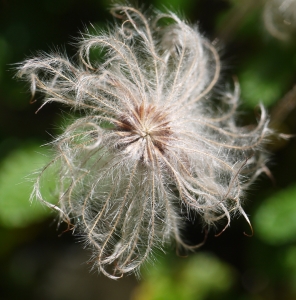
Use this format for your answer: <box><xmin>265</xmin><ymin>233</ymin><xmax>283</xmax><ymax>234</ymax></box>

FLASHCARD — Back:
<box><xmin>1</xmin><ymin>0</ymin><xmax>296</xmax><ymax>299</ymax></box>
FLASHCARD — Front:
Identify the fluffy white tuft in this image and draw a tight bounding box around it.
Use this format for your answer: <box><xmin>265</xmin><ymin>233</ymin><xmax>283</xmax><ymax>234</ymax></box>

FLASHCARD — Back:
<box><xmin>17</xmin><ymin>5</ymin><xmax>270</xmax><ymax>278</ymax></box>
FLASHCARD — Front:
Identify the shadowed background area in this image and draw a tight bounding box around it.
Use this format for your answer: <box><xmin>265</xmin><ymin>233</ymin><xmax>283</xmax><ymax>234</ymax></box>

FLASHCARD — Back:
<box><xmin>1</xmin><ymin>0</ymin><xmax>296</xmax><ymax>299</ymax></box>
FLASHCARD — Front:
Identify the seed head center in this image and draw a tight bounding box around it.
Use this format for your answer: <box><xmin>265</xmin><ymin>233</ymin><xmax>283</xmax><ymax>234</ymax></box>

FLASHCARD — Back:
<box><xmin>116</xmin><ymin>103</ymin><xmax>172</xmax><ymax>156</ymax></box>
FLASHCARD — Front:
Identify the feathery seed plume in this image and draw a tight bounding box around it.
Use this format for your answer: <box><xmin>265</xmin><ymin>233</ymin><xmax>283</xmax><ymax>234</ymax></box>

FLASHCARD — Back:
<box><xmin>17</xmin><ymin>5</ymin><xmax>270</xmax><ymax>278</ymax></box>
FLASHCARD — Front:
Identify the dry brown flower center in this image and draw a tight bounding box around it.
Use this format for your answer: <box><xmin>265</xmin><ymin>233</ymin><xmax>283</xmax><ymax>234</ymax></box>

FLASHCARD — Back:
<box><xmin>116</xmin><ymin>103</ymin><xmax>172</xmax><ymax>155</ymax></box>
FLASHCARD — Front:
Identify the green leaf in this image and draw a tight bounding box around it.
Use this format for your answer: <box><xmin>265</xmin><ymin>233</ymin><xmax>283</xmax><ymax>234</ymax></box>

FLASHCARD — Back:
<box><xmin>254</xmin><ymin>185</ymin><xmax>296</xmax><ymax>245</ymax></box>
<box><xmin>0</xmin><ymin>143</ymin><xmax>57</xmax><ymax>228</ymax></box>
<box><xmin>152</xmin><ymin>0</ymin><xmax>192</xmax><ymax>14</ymax></box>
<box><xmin>240</xmin><ymin>68</ymin><xmax>282</xmax><ymax>108</ymax></box>
<box><xmin>136</xmin><ymin>253</ymin><xmax>235</xmax><ymax>300</ymax></box>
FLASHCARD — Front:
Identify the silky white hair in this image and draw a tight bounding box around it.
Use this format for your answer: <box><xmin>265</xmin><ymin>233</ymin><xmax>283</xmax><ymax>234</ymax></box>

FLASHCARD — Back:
<box><xmin>17</xmin><ymin>5</ymin><xmax>270</xmax><ymax>278</ymax></box>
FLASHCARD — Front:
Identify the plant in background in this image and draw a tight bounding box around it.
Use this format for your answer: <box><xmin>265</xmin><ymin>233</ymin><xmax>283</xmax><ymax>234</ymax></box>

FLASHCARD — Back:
<box><xmin>264</xmin><ymin>0</ymin><xmax>296</xmax><ymax>41</ymax></box>
<box><xmin>17</xmin><ymin>4</ymin><xmax>270</xmax><ymax>278</ymax></box>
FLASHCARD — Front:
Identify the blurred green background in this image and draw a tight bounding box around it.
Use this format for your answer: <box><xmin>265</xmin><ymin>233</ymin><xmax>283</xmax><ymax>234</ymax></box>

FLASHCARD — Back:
<box><xmin>1</xmin><ymin>0</ymin><xmax>296</xmax><ymax>299</ymax></box>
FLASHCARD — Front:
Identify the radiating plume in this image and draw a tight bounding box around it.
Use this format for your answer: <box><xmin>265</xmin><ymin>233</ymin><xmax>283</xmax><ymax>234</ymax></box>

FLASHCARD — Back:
<box><xmin>17</xmin><ymin>4</ymin><xmax>270</xmax><ymax>278</ymax></box>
